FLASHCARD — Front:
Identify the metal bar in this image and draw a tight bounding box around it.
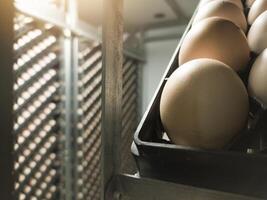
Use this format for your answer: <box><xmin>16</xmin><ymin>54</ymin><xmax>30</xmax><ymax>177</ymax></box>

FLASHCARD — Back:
<box><xmin>15</xmin><ymin>1</ymin><xmax>144</xmax><ymax>62</ymax></box>
<box><xmin>72</xmin><ymin>20</ymin><xmax>100</xmax><ymax>42</ymax></box>
<box><xmin>62</xmin><ymin>32</ymin><xmax>79</xmax><ymax>200</ymax></box>
<box><xmin>15</xmin><ymin>1</ymin><xmax>66</xmax><ymax>30</ymax></box>
<box><xmin>116</xmin><ymin>174</ymin><xmax>262</xmax><ymax>200</ymax></box>
<box><xmin>102</xmin><ymin>0</ymin><xmax>124</xmax><ymax>199</ymax></box>
<box><xmin>0</xmin><ymin>1</ymin><xmax>14</xmax><ymax>199</ymax></box>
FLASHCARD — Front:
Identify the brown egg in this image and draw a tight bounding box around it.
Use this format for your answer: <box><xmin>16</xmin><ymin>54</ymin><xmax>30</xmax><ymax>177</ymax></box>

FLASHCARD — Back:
<box><xmin>160</xmin><ymin>59</ymin><xmax>249</xmax><ymax>149</ymax></box>
<box><xmin>193</xmin><ymin>1</ymin><xmax>247</xmax><ymax>32</ymax></box>
<box><xmin>248</xmin><ymin>48</ymin><xmax>267</xmax><ymax>107</ymax></box>
<box><xmin>248</xmin><ymin>0</ymin><xmax>267</xmax><ymax>25</ymax></box>
<box><xmin>246</xmin><ymin>0</ymin><xmax>256</xmax><ymax>7</ymax></box>
<box><xmin>247</xmin><ymin>11</ymin><xmax>267</xmax><ymax>54</ymax></box>
<box><xmin>199</xmin><ymin>0</ymin><xmax>244</xmax><ymax>10</ymax></box>
<box><xmin>179</xmin><ymin>18</ymin><xmax>250</xmax><ymax>71</ymax></box>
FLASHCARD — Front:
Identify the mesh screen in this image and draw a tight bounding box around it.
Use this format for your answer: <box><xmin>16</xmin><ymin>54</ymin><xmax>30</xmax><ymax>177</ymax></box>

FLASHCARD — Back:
<box><xmin>14</xmin><ymin>13</ymin><xmax>62</xmax><ymax>200</ymax></box>
<box><xmin>13</xmin><ymin>12</ymin><xmax>140</xmax><ymax>200</ymax></box>
<box><xmin>75</xmin><ymin>41</ymin><xmax>139</xmax><ymax>200</ymax></box>
<box><xmin>75</xmin><ymin>41</ymin><xmax>102</xmax><ymax>200</ymax></box>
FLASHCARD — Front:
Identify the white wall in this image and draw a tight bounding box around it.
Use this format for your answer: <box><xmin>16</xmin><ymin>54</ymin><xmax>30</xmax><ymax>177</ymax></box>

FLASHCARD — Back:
<box><xmin>141</xmin><ymin>38</ymin><xmax>179</xmax><ymax>114</ymax></box>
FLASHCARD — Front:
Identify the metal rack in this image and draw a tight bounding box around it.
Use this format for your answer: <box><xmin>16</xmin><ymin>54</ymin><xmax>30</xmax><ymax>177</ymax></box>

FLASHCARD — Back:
<box><xmin>13</xmin><ymin>12</ymin><xmax>62</xmax><ymax>200</ymax></box>
<box><xmin>1</xmin><ymin>0</ymin><xmax>142</xmax><ymax>200</ymax></box>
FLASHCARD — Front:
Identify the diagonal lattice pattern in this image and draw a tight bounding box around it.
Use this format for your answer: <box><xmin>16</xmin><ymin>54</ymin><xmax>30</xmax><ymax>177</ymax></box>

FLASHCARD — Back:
<box><xmin>14</xmin><ymin>13</ymin><xmax>62</xmax><ymax>200</ymax></box>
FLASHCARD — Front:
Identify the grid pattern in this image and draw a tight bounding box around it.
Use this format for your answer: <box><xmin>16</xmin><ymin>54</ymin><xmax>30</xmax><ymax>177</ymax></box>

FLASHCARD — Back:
<box><xmin>74</xmin><ymin>41</ymin><xmax>139</xmax><ymax>200</ymax></box>
<box><xmin>75</xmin><ymin>41</ymin><xmax>103</xmax><ymax>200</ymax></box>
<box><xmin>13</xmin><ymin>13</ymin><xmax>62</xmax><ymax>200</ymax></box>
<box><xmin>12</xmin><ymin>12</ymin><xmax>140</xmax><ymax>200</ymax></box>
<box><xmin>121</xmin><ymin>58</ymin><xmax>139</xmax><ymax>173</ymax></box>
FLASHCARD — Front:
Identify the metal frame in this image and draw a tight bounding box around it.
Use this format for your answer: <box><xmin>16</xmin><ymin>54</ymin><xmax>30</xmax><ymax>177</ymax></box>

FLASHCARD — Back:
<box><xmin>15</xmin><ymin>0</ymin><xmax>144</xmax><ymax>62</ymax></box>
<box><xmin>115</xmin><ymin>174</ymin><xmax>261</xmax><ymax>200</ymax></box>
<box><xmin>101</xmin><ymin>0</ymin><xmax>124</xmax><ymax>199</ymax></box>
<box><xmin>62</xmin><ymin>31</ymin><xmax>79</xmax><ymax>200</ymax></box>
<box><xmin>0</xmin><ymin>1</ymin><xmax>14</xmax><ymax>200</ymax></box>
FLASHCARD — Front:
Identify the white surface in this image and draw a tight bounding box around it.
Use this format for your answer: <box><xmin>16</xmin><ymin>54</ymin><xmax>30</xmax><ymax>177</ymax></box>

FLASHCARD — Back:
<box><xmin>141</xmin><ymin>38</ymin><xmax>179</xmax><ymax>114</ymax></box>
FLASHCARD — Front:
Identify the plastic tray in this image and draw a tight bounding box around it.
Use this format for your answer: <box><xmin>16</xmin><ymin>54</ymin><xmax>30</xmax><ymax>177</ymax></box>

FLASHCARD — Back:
<box><xmin>132</xmin><ymin>2</ymin><xmax>267</xmax><ymax>198</ymax></box>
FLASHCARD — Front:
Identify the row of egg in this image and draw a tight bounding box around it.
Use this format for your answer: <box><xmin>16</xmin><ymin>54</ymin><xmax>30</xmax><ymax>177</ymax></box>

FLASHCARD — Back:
<box><xmin>160</xmin><ymin>0</ymin><xmax>267</xmax><ymax>149</ymax></box>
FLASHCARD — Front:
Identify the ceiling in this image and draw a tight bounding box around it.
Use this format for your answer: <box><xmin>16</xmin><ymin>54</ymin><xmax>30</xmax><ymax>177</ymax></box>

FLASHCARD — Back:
<box><xmin>77</xmin><ymin>0</ymin><xmax>199</xmax><ymax>32</ymax></box>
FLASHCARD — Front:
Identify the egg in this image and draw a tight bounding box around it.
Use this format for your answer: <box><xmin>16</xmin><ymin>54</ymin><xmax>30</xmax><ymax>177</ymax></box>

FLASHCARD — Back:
<box><xmin>248</xmin><ymin>0</ymin><xmax>267</xmax><ymax>25</ymax></box>
<box><xmin>246</xmin><ymin>0</ymin><xmax>256</xmax><ymax>7</ymax></box>
<box><xmin>248</xmin><ymin>49</ymin><xmax>267</xmax><ymax>107</ymax></box>
<box><xmin>247</xmin><ymin>11</ymin><xmax>267</xmax><ymax>54</ymax></box>
<box><xmin>179</xmin><ymin>17</ymin><xmax>250</xmax><ymax>71</ymax></box>
<box><xmin>199</xmin><ymin>0</ymin><xmax>244</xmax><ymax>10</ymax></box>
<box><xmin>160</xmin><ymin>59</ymin><xmax>249</xmax><ymax>149</ymax></box>
<box><xmin>193</xmin><ymin>1</ymin><xmax>247</xmax><ymax>32</ymax></box>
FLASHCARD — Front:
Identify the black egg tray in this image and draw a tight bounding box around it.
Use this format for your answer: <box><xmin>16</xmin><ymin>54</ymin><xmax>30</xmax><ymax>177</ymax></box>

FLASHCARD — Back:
<box><xmin>132</xmin><ymin>2</ymin><xmax>267</xmax><ymax>199</ymax></box>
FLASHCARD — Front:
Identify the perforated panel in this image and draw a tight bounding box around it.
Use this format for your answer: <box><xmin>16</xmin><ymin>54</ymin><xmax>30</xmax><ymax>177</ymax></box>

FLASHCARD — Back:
<box><xmin>13</xmin><ymin>13</ymin><xmax>62</xmax><ymax>200</ymax></box>
<box><xmin>74</xmin><ymin>40</ymin><xmax>139</xmax><ymax>200</ymax></box>
<box><xmin>121</xmin><ymin>58</ymin><xmax>139</xmax><ymax>173</ymax></box>
<box><xmin>12</xmin><ymin>12</ymin><xmax>140</xmax><ymax>200</ymax></box>
<box><xmin>75</xmin><ymin>41</ymin><xmax>102</xmax><ymax>200</ymax></box>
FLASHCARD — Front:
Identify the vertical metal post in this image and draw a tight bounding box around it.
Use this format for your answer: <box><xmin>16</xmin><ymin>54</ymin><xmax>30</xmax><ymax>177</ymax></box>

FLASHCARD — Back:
<box><xmin>63</xmin><ymin>1</ymin><xmax>79</xmax><ymax>199</ymax></box>
<box><xmin>0</xmin><ymin>1</ymin><xmax>14</xmax><ymax>200</ymax></box>
<box><xmin>62</xmin><ymin>32</ymin><xmax>79</xmax><ymax>200</ymax></box>
<box><xmin>102</xmin><ymin>0</ymin><xmax>124</xmax><ymax>199</ymax></box>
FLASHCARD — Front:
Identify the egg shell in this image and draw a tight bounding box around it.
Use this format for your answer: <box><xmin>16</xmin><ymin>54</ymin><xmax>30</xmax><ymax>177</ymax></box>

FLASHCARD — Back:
<box><xmin>246</xmin><ymin>0</ymin><xmax>256</xmax><ymax>7</ymax></box>
<box><xmin>179</xmin><ymin>17</ymin><xmax>250</xmax><ymax>71</ymax></box>
<box><xmin>160</xmin><ymin>59</ymin><xmax>249</xmax><ymax>149</ymax></box>
<box><xmin>248</xmin><ymin>0</ymin><xmax>267</xmax><ymax>25</ymax></box>
<box><xmin>193</xmin><ymin>0</ymin><xmax>247</xmax><ymax>32</ymax></box>
<box><xmin>199</xmin><ymin>0</ymin><xmax>244</xmax><ymax>10</ymax></box>
<box><xmin>247</xmin><ymin>11</ymin><xmax>267</xmax><ymax>54</ymax></box>
<box><xmin>248</xmin><ymin>49</ymin><xmax>267</xmax><ymax>107</ymax></box>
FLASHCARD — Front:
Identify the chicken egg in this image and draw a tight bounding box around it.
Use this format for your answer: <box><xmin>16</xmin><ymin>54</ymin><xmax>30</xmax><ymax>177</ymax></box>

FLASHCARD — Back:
<box><xmin>193</xmin><ymin>0</ymin><xmax>247</xmax><ymax>32</ymax></box>
<box><xmin>247</xmin><ymin>11</ymin><xmax>267</xmax><ymax>54</ymax></box>
<box><xmin>248</xmin><ymin>0</ymin><xmax>267</xmax><ymax>25</ymax></box>
<box><xmin>248</xmin><ymin>48</ymin><xmax>267</xmax><ymax>107</ymax></box>
<box><xmin>160</xmin><ymin>59</ymin><xmax>249</xmax><ymax>149</ymax></box>
<box><xmin>179</xmin><ymin>17</ymin><xmax>250</xmax><ymax>71</ymax></box>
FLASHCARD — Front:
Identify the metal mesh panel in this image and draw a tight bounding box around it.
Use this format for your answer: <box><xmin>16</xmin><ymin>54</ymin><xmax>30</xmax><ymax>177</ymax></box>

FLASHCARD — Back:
<box><xmin>75</xmin><ymin>41</ymin><xmax>139</xmax><ymax>199</ymax></box>
<box><xmin>13</xmin><ymin>13</ymin><xmax>62</xmax><ymax>200</ymax></box>
<box><xmin>121</xmin><ymin>58</ymin><xmax>139</xmax><ymax>173</ymax></box>
<box><xmin>12</xmin><ymin>11</ymin><xmax>140</xmax><ymax>200</ymax></box>
<box><xmin>76</xmin><ymin>40</ymin><xmax>102</xmax><ymax>200</ymax></box>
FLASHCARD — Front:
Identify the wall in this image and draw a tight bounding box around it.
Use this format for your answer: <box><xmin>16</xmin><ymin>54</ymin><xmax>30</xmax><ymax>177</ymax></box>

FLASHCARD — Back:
<box><xmin>141</xmin><ymin>38</ymin><xmax>179</xmax><ymax>115</ymax></box>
